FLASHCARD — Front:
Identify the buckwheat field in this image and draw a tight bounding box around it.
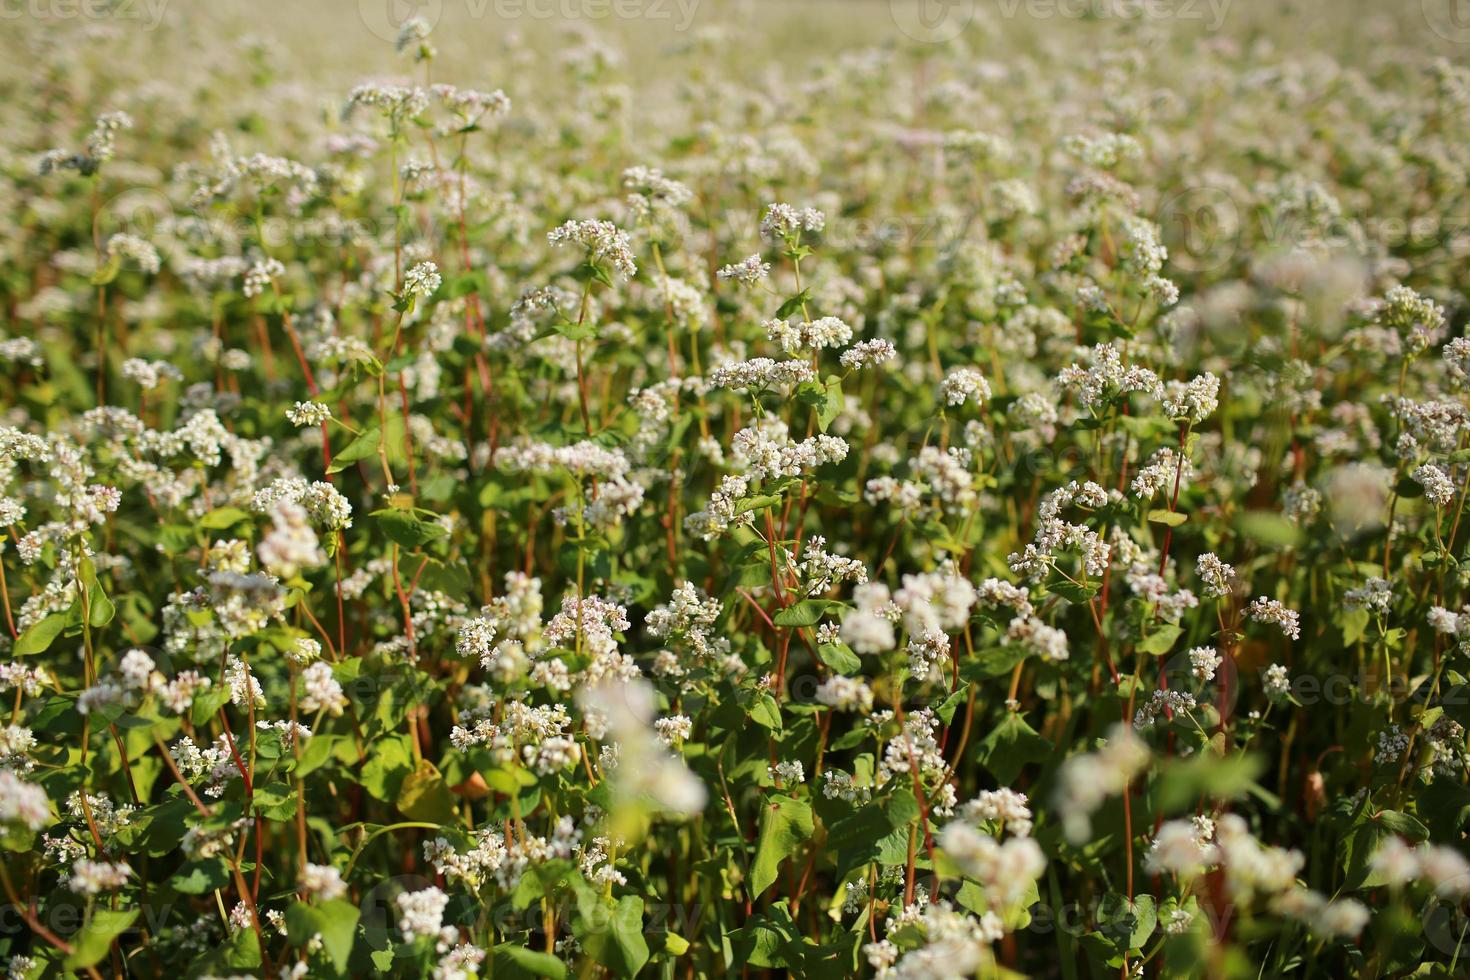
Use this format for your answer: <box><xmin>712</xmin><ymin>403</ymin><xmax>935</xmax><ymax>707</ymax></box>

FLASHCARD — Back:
<box><xmin>7</xmin><ymin>0</ymin><xmax>1470</xmax><ymax>976</ymax></box>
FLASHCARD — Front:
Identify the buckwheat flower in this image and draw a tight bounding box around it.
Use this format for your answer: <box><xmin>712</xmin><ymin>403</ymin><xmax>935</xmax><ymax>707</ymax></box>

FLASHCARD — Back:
<box><xmin>121</xmin><ymin>358</ymin><xmax>182</xmax><ymax>390</ymax></box>
<box><xmin>1005</xmin><ymin>616</ymin><xmax>1069</xmax><ymax>662</ymax></box>
<box><xmin>105</xmin><ymin>234</ymin><xmax>161</xmax><ymax>275</ymax></box>
<box><xmin>730</xmin><ymin>422</ymin><xmax>847</xmax><ymax>480</ymax></box>
<box><xmin>225</xmin><ymin>657</ymin><xmax>265</xmax><ymax>709</ymax></box>
<box><xmin>1145</xmin><ymin>819</ymin><xmax>1218</xmax><ymax>877</ymax></box>
<box><xmin>938</xmin><ymin>825</ymin><xmax>1046</xmax><ymax>907</ymax></box>
<box><xmin>37</xmin><ymin>111</ymin><xmax>132</xmax><ymax>176</ymax></box>
<box><xmin>159</xmin><ymin>671</ymin><xmax>211</xmax><ymax>714</ymax></box>
<box><xmin>395</xmin><ymin>15</ymin><xmax>435</xmax><ymax>59</ymax></box>
<box><xmin>707</xmin><ymin>357</ymin><xmax>814</xmax><ymax>391</ymax></box>
<box><xmin>1131</xmin><ymin>448</ymin><xmax>1191</xmax><ymax>500</ymax></box>
<box><xmin>548</xmin><ymin>218</ymin><xmax>637</xmax><ymax>279</ymax></box>
<box><xmin>623</xmin><ymin>166</ymin><xmax>693</xmax><ymax>221</ymax></box>
<box><xmin>577</xmin><ymin>678</ymin><xmax>706</xmax><ymax>817</ymax></box>
<box><xmin>766</xmin><ymin>316</ymin><xmax>853</xmax><ymax>355</ymax></box>
<box><xmin>815</xmin><ymin>675</ymin><xmax>874</xmax><ymax>712</ymax></box>
<box><xmin>343</xmin><ymin>82</ymin><xmax>430</xmax><ymax>122</ymax></box>
<box><xmin>1134</xmin><ymin>689</ymin><xmax>1197</xmax><ymax>729</ymax></box>
<box><xmin>1247</xmin><ymin>597</ymin><xmax>1301</xmax><ymax>640</ymax></box>
<box><xmin>0</xmin><ymin>338</ymin><xmax>41</xmax><ymax>368</ymax></box>
<box><xmin>864</xmin><ymin>476</ymin><xmax>926</xmax><ymax>508</ymax></box>
<box><xmin>839</xmin><ymin>339</ymin><xmax>897</xmax><ymax>370</ymax></box>
<box><xmin>684</xmin><ymin>474</ymin><xmax>753</xmax><ymax>540</ymax></box>
<box><xmin>1377</xmin><ymin>284</ymin><xmax>1446</xmax><ymax>355</ymax></box>
<box><xmin>1063</xmin><ymin>131</ymin><xmax>1143</xmax><ymax>169</ymax></box>
<box><xmin>716</xmin><ymin>254</ymin><xmax>770</xmax><ymax>285</ymax></box>
<box><xmin>1283</xmin><ymin>481</ymin><xmax>1322</xmax><ymax>524</ymax></box>
<box><xmin>0</xmin><ymin>771</ymin><xmax>49</xmax><ymax>830</ymax></box>
<box><xmin>769</xmin><ymin>760</ymin><xmax>804</xmax><ymax>784</ymax></box>
<box><xmin>1195</xmin><ymin>553</ymin><xmax>1235</xmax><ymax>598</ymax></box>
<box><xmin>117</xmin><ymin>648</ymin><xmax>160</xmax><ymax>692</ymax></box>
<box><xmin>1444</xmin><ymin>336</ymin><xmax>1470</xmax><ymax>388</ymax></box>
<box><xmin>242</xmin><ymin>257</ymin><xmax>284</xmax><ymax>298</ymax></box>
<box><xmin>299</xmin><ymin>863</ymin><xmax>347</xmax><ymax>901</ymax></box>
<box><xmin>1262</xmin><ymin>664</ymin><xmax>1291</xmax><ymax>701</ymax></box>
<box><xmin>403</xmin><ymin>260</ymin><xmax>442</xmax><ymax>300</ymax></box>
<box><xmin>956</xmin><ymin>789</ymin><xmax>1033</xmax><ymax>836</ymax></box>
<box><xmin>64</xmin><ymin>859</ymin><xmax>131</xmax><ymax>895</ymax></box>
<box><xmin>1419</xmin><ymin>845</ymin><xmax>1470</xmax><ymax>896</ymax></box>
<box><xmin>863</xmin><ymin>939</ymin><xmax>899</xmax><ymax>973</ymax></box>
<box><xmin>1312</xmin><ymin>899</ymin><xmax>1369</xmax><ymax>938</ymax></box>
<box><xmin>1413</xmin><ymin>463</ymin><xmax>1457</xmax><ymax>507</ymax></box>
<box><xmin>1369</xmin><ymin>837</ymin><xmax>1422</xmax><ymax>888</ymax></box>
<box><xmin>0</xmin><ymin>725</ymin><xmax>34</xmax><ymax>773</ymax></box>
<box><xmin>841</xmin><ymin>583</ymin><xmax>896</xmax><ymax>654</ymax></box>
<box><xmin>1427</xmin><ymin>606</ymin><xmax>1470</xmax><ymax>654</ymax></box>
<box><xmin>1188</xmin><ymin>647</ymin><xmax>1223</xmax><ymax>682</ymax></box>
<box><xmin>654</xmin><ymin>715</ymin><xmax>693</xmax><ymax>746</ymax></box>
<box><xmin>1161</xmin><ymin>373</ymin><xmax>1221</xmax><ymax>423</ymax></box>
<box><xmin>397</xmin><ymin>887</ymin><xmax>450</xmax><ymax>941</ymax></box>
<box><xmin>434</xmin><ymin>86</ymin><xmax>509</xmax><ymax>131</ymax></box>
<box><xmin>760</xmin><ymin>202</ymin><xmax>825</xmax><ymax>241</ymax></box>
<box><xmin>257</xmin><ymin>498</ymin><xmax>324</xmax><ymax>579</ymax></box>
<box><xmin>525</xmin><ymin>736</ymin><xmax>581</xmax><ymax>775</ymax></box>
<box><xmin>1056</xmin><ymin>343</ymin><xmax>1164</xmax><ymax>413</ymax></box>
<box><xmin>77</xmin><ymin>682</ymin><xmax>124</xmax><ymax>716</ymax></box>
<box><xmin>941</xmin><ymin>367</ymin><xmax>991</xmax><ymax>407</ymax></box>
<box><xmin>1055</xmin><ymin>724</ymin><xmax>1148</xmax><ymax>843</ymax></box>
<box><xmin>299</xmin><ymin>661</ymin><xmax>347</xmax><ymax>716</ymax></box>
<box><xmin>286</xmin><ymin>401</ymin><xmax>332</xmax><ymax>427</ymax></box>
<box><xmin>182</xmin><ymin>820</ymin><xmax>244</xmax><ymax>860</ymax></box>
<box><xmin>436</xmin><ymin>944</ymin><xmax>487</xmax><ymax>979</ymax></box>
<box><xmin>1343</xmin><ymin>577</ymin><xmax>1393</xmax><ymax>614</ymax></box>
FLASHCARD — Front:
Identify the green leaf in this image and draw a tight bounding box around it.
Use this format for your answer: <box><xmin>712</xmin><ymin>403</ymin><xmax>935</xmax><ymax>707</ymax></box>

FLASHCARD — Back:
<box><xmin>977</xmin><ymin>713</ymin><xmax>1050</xmax><ymax>784</ymax></box>
<box><xmin>734</xmin><ymin>494</ymin><xmax>783</xmax><ymax>515</ymax></box>
<box><xmin>190</xmin><ymin>685</ymin><xmax>232</xmax><ymax>726</ymax></box>
<box><xmin>576</xmin><ymin>893</ymin><xmax>649</xmax><ymax>977</ymax></box>
<box><xmin>773</xmin><ymin>600</ymin><xmax>827</xmax><ymax>628</ymax></box>
<box><xmin>1137</xmin><ymin>623</ymin><xmax>1183</xmax><ymax>656</ymax></box>
<box><xmin>751</xmin><ymin>795</ymin><xmax>814</xmax><ymax>897</ymax></box>
<box><xmin>816</xmin><ymin>642</ymin><xmax>861</xmax><ymax>675</ymax></box>
<box><xmin>1146</xmin><ymin>509</ymin><xmax>1187</xmax><ymax>527</ymax></box>
<box><xmin>1234</xmin><ymin>510</ymin><xmax>1302</xmax><ymax>548</ymax></box>
<box><xmin>1373</xmin><ymin>809</ymin><xmax>1429</xmax><ymax>839</ymax></box>
<box><xmin>396</xmin><ymin>759</ymin><xmax>457</xmax><ymax>822</ymax></box>
<box><xmin>327</xmin><ymin>427</ymin><xmax>381</xmax><ymax>474</ymax></box>
<box><xmin>286</xmin><ymin>899</ymin><xmax>358</xmax><ymax>972</ymax></box>
<box><xmin>371</xmin><ymin>509</ymin><xmax>446</xmax><ymax>548</ymax></box>
<box><xmin>774</xmin><ymin>290</ymin><xmax>810</xmax><ymax>320</ymax></box>
<box><xmin>1046</xmin><ymin>578</ymin><xmax>1099</xmax><ymax>604</ymax></box>
<box><xmin>494</xmin><ymin>944</ymin><xmax>568</xmax><ymax>978</ymax></box>
<box><xmin>1158</xmin><ymin>752</ymin><xmax>1265</xmax><ymax>812</ymax></box>
<box><xmin>750</xmin><ymin>693</ymin><xmax>782</xmax><ymax>731</ymax></box>
<box><xmin>198</xmin><ymin>506</ymin><xmax>251</xmax><ymax>530</ymax></box>
<box><xmin>64</xmin><ymin>909</ymin><xmax>137</xmax><ymax>970</ymax></box>
<box><xmin>14</xmin><ymin>613</ymin><xmax>66</xmax><ymax>656</ymax></box>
